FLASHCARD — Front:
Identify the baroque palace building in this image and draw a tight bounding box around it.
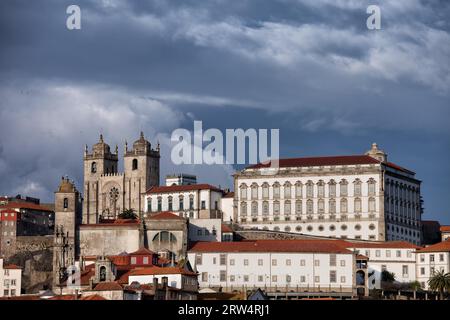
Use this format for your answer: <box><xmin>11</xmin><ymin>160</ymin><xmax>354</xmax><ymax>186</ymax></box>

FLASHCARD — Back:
<box><xmin>233</xmin><ymin>143</ymin><xmax>423</xmax><ymax>244</ymax></box>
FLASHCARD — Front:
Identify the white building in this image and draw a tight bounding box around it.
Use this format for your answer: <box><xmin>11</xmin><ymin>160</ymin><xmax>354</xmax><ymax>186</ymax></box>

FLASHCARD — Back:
<box><xmin>145</xmin><ymin>184</ymin><xmax>224</xmax><ymax>219</ymax></box>
<box><xmin>0</xmin><ymin>258</ymin><xmax>22</xmax><ymax>297</ymax></box>
<box><xmin>233</xmin><ymin>143</ymin><xmax>422</xmax><ymax>244</ymax></box>
<box><xmin>165</xmin><ymin>174</ymin><xmax>197</xmax><ymax>186</ymax></box>
<box><xmin>416</xmin><ymin>240</ymin><xmax>450</xmax><ymax>290</ymax></box>
<box><xmin>221</xmin><ymin>192</ymin><xmax>234</xmax><ymax>222</ymax></box>
<box><xmin>346</xmin><ymin>241</ymin><xmax>419</xmax><ymax>289</ymax></box>
<box><xmin>187</xmin><ymin>239</ymin><xmax>368</xmax><ymax>297</ymax></box>
<box><xmin>188</xmin><ymin>219</ymin><xmax>222</xmax><ymax>242</ymax></box>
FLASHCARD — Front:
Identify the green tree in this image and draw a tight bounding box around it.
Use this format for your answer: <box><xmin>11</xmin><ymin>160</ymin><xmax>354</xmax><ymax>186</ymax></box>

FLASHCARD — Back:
<box><xmin>381</xmin><ymin>270</ymin><xmax>396</xmax><ymax>283</ymax></box>
<box><xmin>118</xmin><ymin>209</ymin><xmax>138</xmax><ymax>220</ymax></box>
<box><xmin>428</xmin><ymin>270</ymin><xmax>450</xmax><ymax>300</ymax></box>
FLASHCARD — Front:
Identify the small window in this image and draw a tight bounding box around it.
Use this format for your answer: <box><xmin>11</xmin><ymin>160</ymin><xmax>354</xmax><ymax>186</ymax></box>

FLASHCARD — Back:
<box><xmin>91</xmin><ymin>162</ymin><xmax>97</xmax><ymax>173</ymax></box>
<box><xmin>201</xmin><ymin>201</ymin><xmax>206</xmax><ymax>210</ymax></box>
<box><xmin>63</xmin><ymin>198</ymin><xmax>69</xmax><ymax>209</ymax></box>
<box><xmin>132</xmin><ymin>159</ymin><xmax>138</xmax><ymax>170</ymax></box>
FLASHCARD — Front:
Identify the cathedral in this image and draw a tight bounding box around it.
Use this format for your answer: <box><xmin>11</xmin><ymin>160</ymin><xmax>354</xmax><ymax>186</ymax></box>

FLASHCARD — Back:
<box><xmin>82</xmin><ymin>132</ymin><xmax>160</xmax><ymax>223</ymax></box>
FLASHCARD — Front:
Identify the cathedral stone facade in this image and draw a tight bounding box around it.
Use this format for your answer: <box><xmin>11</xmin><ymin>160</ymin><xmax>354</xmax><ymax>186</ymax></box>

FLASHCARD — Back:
<box><xmin>82</xmin><ymin>133</ymin><xmax>160</xmax><ymax>224</ymax></box>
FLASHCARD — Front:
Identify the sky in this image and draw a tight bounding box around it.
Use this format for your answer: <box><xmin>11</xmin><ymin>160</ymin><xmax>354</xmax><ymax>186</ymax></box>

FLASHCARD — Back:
<box><xmin>0</xmin><ymin>0</ymin><xmax>449</xmax><ymax>223</ymax></box>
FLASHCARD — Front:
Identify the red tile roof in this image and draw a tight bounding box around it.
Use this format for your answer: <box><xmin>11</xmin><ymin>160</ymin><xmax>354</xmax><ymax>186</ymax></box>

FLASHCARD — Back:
<box><xmin>128</xmin><ymin>266</ymin><xmax>197</xmax><ymax>276</ymax></box>
<box><xmin>417</xmin><ymin>240</ymin><xmax>450</xmax><ymax>253</ymax></box>
<box><xmin>147</xmin><ymin>211</ymin><xmax>184</xmax><ymax>220</ymax></box>
<box><xmin>0</xmin><ymin>201</ymin><xmax>53</xmax><ymax>212</ymax></box>
<box><xmin>189</xmin><ymin>240</ymin><xmax>353</xmax><ymax>254</ymax></box>
<box><xmin>80</xmin><ymin>294</ymin><xmax>107</xmax><ymax>300</ymax></box>
<box><xmin>48</xmin><ymin>295</ymin><xmax>79</xmax><ymax>300</ymax></box>
<box><xmin>147</xmin><ymin>184</ymin><xmax>223</xmax><ymax>194</ymax></box>
<box><xmin>440</xmin><ymin>226</ymin><xmax>450</xmax><ymax>232</ymax></box>
<box><xmin>223</xmin><ymin>192</ymin><xmax>234</xmax><ymax>198</ymax></box>
<box><xmin>93</xmin><ymin>281</ymin><xmax>123</xmax><ymax>291</ymax></box>
<box><xmin>246</xmin><ymin>155</ymin><xmax>415</xmax><ymax>175</ymax></box>
<box><xmin>344</xmin><ymin>240</ymin><xmax>421</xmax><ymax>249</ymax></box>
<box><xmin>129</xmin><ymin>247</ymin><xmax>156</xmax><ymax>256</ymax></box>
<box><xmin>221</xmin><ymin>224</ymin><xmax>233</xmax><ymax>233</ymax></box>
<box><xmin>4</xmin><ymin>264</ymin><xmax>22</xmax><ymax>269</ymax></box>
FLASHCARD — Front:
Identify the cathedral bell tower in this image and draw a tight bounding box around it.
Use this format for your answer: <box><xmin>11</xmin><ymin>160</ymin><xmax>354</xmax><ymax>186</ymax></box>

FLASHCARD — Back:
<box><xmin>83</xmin><ymin>134</ymin><xmax>119</xmax><ymax>224</ymax></box>
<box><xmin>52</xmin><ymin>176</ymin><xmax>82</xmax><ymax>288</ymax></box>
<box><xmin>123</xmin><ymin>132</ymin><xmax>160</xmax><ymax>216</ymax></box>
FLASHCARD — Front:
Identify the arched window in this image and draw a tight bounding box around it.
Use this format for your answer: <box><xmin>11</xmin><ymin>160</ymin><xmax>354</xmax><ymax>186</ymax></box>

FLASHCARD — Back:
<box><xmin>368</xmin><ymin>179</ymin><xmax>376</xmax><ymax>196</ymax></box>
<box><xmin>340</xmin><ymin>198</ymin><xmax>348</xmax><ymax>213</ymax></box>
<box><xmin>132</xmin><ymin>159</ymin><xmax>138</xmax><ymax>170</ymax></box>
<box><xmin>99</xmin><ymin>266</ymin><xmax>106</xmax><ymax>282</ymax></box>
<box><xmin>262</xmin><ymin>201</ymin><xmax>269</xmax><ymax>216</ymax></box>
<box><xmin>63</xmin><ymin>198</ymin><xmax>69</xmax><ymax>209</ymax></box>
<box><xmin>179</xmin><ymin>196</ymin><xmax>184</xmax><ymax>211</ymax></box>
<box><xmin>240</xmin><ymin>184</ymin><xmax>248</xmax><ymax>200</ymax></box>
<box><xmin>295</xmin><ymin>200</ymin><xmax>302</xmax><ymax>215</ymax></box>
<box><xmin>273</xmin><ymin>201</ymin><xmax>280</xmax><ymax>215</ymax></box>
<box><xmin>328</xmin><ymin>180</ymin><xmax>336</xmax><ymax>197</ymax></box>
<box><xmin>91</xmin><ymin>162</ymin><xmax>97</xmax><ymax>173</ymax></box>
<box><xmin>251</xmin><ymin>183</ymin><xmax>259</xmax><ymax>200</ymax></box>
<box><xmin>318</xmin><ymin>198</ymin><xmax>325</xmax><ymax>214</ymax></box>
<box><xmin>168</xmin><ymin>196</ymin><xmax>173</xmax><ymax>211</ymax></box>
<box><xmin>251</xmin><ymin>201</ymin><xmax>258</xmax><ymax>216</ymax></box>
<box><xmin>152</xmin><ymin>231</ymin><xmax>177</xmax><ymax>244</ymax></box>
<box><xmin>306</xmin><ymin>199</ymin><xmax>313</xmax><ymax>214</ymax></box>
<box><xmin>340</xmin><ymin>179</ymin><xmax>348</xmax><ymax>196</ymax></box>
<box><xmin>329</xmin><ymin>199</ymin><xmax>336</xmax><ymax>214</ymax></box>
<box><xmin>306</xmin><ymin>181</ymin><xmax>314</xmax><ymax>198</ymax></box>
<box><xmin>369</xmin><ymin>197</ymin><xmax>376</xmax><ymax>212</ymax></box>
<box><xmin>295</xmin><ymin>181</ymin><xmax>303</xmax><ymax>198</ymax></box>
<box><xmin>273</xmin><ymin>182</ymin><xmax>280</xmax><ymax>199</ymax></box>
<box><xmin>240</xmin><ymin>202</ymin><xmax>247</xmax><ymax>216</ymax></box>
<box><xmin>317</xmin><ymin>180</ymin><xmax>325</xmax><ymax>198</ymax></box>
<box><xmin>354</xmin><ymin>179</ymin><xmax>362</xmax><ymax>196</ymax></box>
<box><xmin>284</xmin><ymin>182</ymin><xmax>292</xmax><ymax>199</ymax></box>
<box><xmin>157</xmin><ymin>197</ymin><xmax>162</xmax><ymax>211</ymax></box>
<box><xmin>284</xmin><ymin>200</ymin><xmax>291</xmax><ymax>215</ymax></box>
<box><xmin>262</xmin><ymin>183</ymin><xmax>269</xmax><ymax>199</ymax></box>
<box><xmin>354</xmin><ymin>198</ymin><xmax>362</xmax><ymax>213</ymax></box>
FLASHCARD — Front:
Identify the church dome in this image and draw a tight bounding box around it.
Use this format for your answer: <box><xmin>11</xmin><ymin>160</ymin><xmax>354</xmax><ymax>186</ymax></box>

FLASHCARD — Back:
<box><xmin>92</xmin><ymin>134</ymin><xmax>111</xmax><ymax>155</ymax></box>
<box><xmin>57</xmin><ymin>176</ymin><xmax>76</xmax><ymax>193</ymax></box>
<box><xmin>132</xmin><ymin>132</ymin><xmax>151</xmax><ymax>152</ymax></box>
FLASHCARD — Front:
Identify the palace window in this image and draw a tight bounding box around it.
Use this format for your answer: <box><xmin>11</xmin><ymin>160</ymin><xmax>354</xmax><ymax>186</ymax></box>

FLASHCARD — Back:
<box><xmin>262</xmin><ymin>183</ymin><xmax>269</xmax><ymax>199</ymax></box>
<box><xmin>330</xmin><ymin>271</ymin><xmax>337</xmax><ymax>283</ymax></box>
<box><xmin>284</xmin><ymin>200</ymin><xmax>291</xmax><ymax>215</ymax></box>
<box><xmin>263</xmin><ymin>201</ymin><xmax>269</xmax><ymax>216</ymax></box>
<box><xmin>340</xmin><ymin>198</ymin><xmax>348</xmax><ymax>213</ymax></box>
<box><xmin>340</xmin><ymin>180</ymin><xmax>348</xmax><ymax>196</ymax></box>
<box><xmin>295</xmin><ymin>200</ymin><xmax>302</xmax><ymax>215</ymax></box>
<box><xmin>251</xmin><ymin>201</ymin><xmax>258</xmax><ymax>217</ymax></box>
<box><xmin>368</xmin><ymin>179</ymin><xmax>376</xmax><ymax>196</ymax></box>
<box><xmin>157</xmin><ymin>197</ymin><xmax>162</xmax><ymax>211</ymax></box>
<box><xmin>295</xmin><ymin>182</ymin><xmax>303</xmax><ymax>198</ymax></box>
<box><xmin>317</xmin><ymin>180</ymin><xmax>325</xmax><ymax>198</ymax></box>
<box><xmin>273</xmin><ymin>182</ymin><xmax>280</xmax><ymax>199</ymax></box>
<box><xmin>306</xmin><ymin>181</ymin><xmax>314</xmax><ymax>198</ymax></box>
<box><xmin>168</xmin><ymin>196</ymin><xmax>173</xmax><ymax>211</ymax></box>
<box><xmin>179</xmin><ymin>196</ymin><xmax>184</xmax><ymax>211</ymax></box>
<box><xmin>329</xmin><ymin>199</ymin><xmax>336</xmax><ymax>214</ymax></box>
<box><xmin>354</xmin><ymin>198</ymin><xmax>362</xmax><ymax>213</ymax></box>
<box><xmin>328</xmin><ymin>180</ymin><xmax>336</xmax><ymax>197</ymax></box>
<box><xmin>318</xmin><ymin>199</ymin><xmax>325</xmax><ymax>214</ymax></box>
<box><xmin>284</xmin><ymin>182</ymin><xmax>292</xmax><ymax>199</ymax></box>
<box><xmin>369</xmin><ymin>197</ymin><xmax>376</xmax><ymax>212</ymax></box>
<box><xmin>240</xmin><ymin>202</ymin><xmax>247</xmax><ymax>216</ymax></box>
<box><xmin>189</xmin><ymin>196</ymin><xmax>194</xmax><ymax>210</ymax></box>
<box><xmin>354</xmin><ymin>179</ymin><xmax>362</xmax><ymax>196</ymax></box>
<box><xmin>306</xmin><ymin>199</ymin><xmax>313</xmax><ymax>214</ymax></box>
<box><xmin>251</xmin><ymin>183</ymin><xmax>258</xmax><ymax>200</ymax></box>
<box><xmin>273</xmin><ymin>201</ymin><xmax>280</xmax><ymax>215</ymax></box>
<box><xmin>240</xmin><ymin>184</ymin><xmax>248</xmax><ymax>200</ymax></box>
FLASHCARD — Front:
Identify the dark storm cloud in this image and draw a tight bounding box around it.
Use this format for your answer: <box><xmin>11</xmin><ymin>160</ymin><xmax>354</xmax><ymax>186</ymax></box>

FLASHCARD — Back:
<box><xmin>0</xmin><ymin>0</ymin><xmax>449</xmax><ymax>222</ymax></box>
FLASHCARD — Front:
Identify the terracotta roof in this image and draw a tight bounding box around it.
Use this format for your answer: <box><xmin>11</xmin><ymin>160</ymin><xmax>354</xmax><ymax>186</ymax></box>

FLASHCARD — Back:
<box><xmin>0</xmin><ymin>201</ymin><xmax>53</xmax><ymax>212</ymax></box>
<box><xmin>189</xmin><ymin>240</ymin><xmax>353</xmax><ymax>254</ymax></box>
<box><xmin>147</xmin><ymin>184</ymin><xmax>223</xmax><ymax>194</ymax></box>
<box><xmin>344</xmin><ymin>240</ymin><xmax>421</xmax><ymax>249</ymax></box>
<box><xmin>223</xmin><ymin>192</ymin><xmax>234</xmax><ymax>198</ymax></box>
<box><xmin>0</xmin><ymin>209</ymin><xmax>17</xmax><ymax>214</ymax></box>
<box><xmin>0</xmin><ymin>295</ymin><xmax>41</xmax><ymax>300</ymax></box>
<box><xmin>356</xmin><ymin>254</ymin><xmax>369</xmax><ymax>260</ymax></box>
<box><xmin>80</xmin><ymin>294</ymin><xmax>107</xmax><ymax>300</ymax></box>
<box><xmin>247</xmin><ymin>155</ymin><xmax>380</xmax><ymax>169</ymax></box>
<box><xmin>48</xmin><ymin>295</ymin><xmax>78</xmax><ymax>300</ymax></box>
<box><xmin>93</xmin><ymin>281</ymin><xmax>123</xmax><ymax>291</ymax></box>
<box><xmin>129</xmin><ymin>266</ymin><xmax>197</xmax><ymax>276</ymax></box>
<box><xmin>221</xmin><ymin>224</ymin><xmax>233</xmax><ymax>233</ymax></box>
<box><xmin>3</xmin><ymin>264</ymin><xmax>22</xmax><ymax>269</ymax></box>
<box><xmin>440</xmin><ymin>226</ymin><xmax>450</xmax><ymax>232</ymax></box>
<box><xmin>417</xmin><ymin>240</ymin><xmax>450</xmax><ymax>253</ymax></box>
<box><xmin>129</xmin><ymin>247</ymin><xmax>156</xmax><ymax>256</ymax></box>
<box><xmin>246</xmin><ymin>154</ymin><xmax>415</xmax><ymax>175</ymax></box>
<box><xmin>147</xmin><ymin>211</ymin><xmax>184</xmax><ymax>220</ymax></box>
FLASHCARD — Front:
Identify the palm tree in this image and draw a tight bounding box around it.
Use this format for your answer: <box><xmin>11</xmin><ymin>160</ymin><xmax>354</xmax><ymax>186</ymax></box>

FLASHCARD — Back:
<box><xmin>428</xmin><ymin>270</ymin><xmax>450</xmax><ymax>300</ymax></box>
